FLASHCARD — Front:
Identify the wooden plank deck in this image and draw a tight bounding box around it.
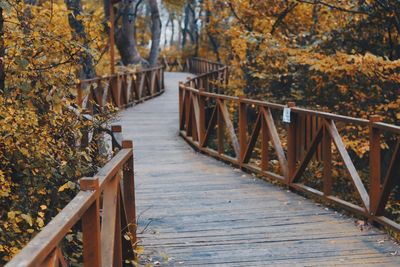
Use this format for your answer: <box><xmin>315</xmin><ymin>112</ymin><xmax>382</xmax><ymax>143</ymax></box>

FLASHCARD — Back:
<box><xmin>119</xmin><ymin>73</ymin><xmax>400</xmax><ymax>266</ymax></box>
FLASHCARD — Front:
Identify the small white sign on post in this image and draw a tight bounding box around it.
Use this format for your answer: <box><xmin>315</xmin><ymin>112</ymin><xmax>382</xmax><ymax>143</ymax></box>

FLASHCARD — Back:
<box><xmin>283</xmin><ymin>107</ymin><xmax>291</xmax><ymax>123</ymax></box>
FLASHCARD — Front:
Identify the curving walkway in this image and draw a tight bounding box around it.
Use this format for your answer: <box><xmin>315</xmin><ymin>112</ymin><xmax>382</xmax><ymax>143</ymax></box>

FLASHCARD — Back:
<box><xmin>119</xmin><ymin>73</ymin><xmax>400</xmax><ymax>266</ymax></box>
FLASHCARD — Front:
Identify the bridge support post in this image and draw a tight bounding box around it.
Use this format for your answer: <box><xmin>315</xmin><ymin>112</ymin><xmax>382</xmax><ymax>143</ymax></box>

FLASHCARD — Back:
<box><xmin>287</xmin><ymin>102</ymin><xmax>297</xmax><ymax>185</ymax></box>
<box><xmin>80</xmin><ymin>177</ymin><xmax>102</xmax><ymax>267</ymax></box>
<box><xmin>369</xmin><ymin>115</ymin><xmax>381</xmax><ymax>216</ymax></box>
<box><xmin>239</xmin><ymin>96</ymin><xmax>247</xmax><ymax>166</ymax></box>
<box><xmin>121</xmin><ymin>140</ymin><xmax>137</xmax><ymax>258</ymax></box>
<box><xmin>111</xmin><ymin>125</ymin><xmax>122</xmax><ymax>154</ymax></box>
<box><xmin>198</xmin><ymin>88</ymin><xmax>206</xmax><ymax>147</ymax></box>
<box><xmin>217</xmin><ymin>100</ymin><xmax>224</xmax><ymax>155</ymax></box>
<box><xmin>322</xmin><ymin>119</ymin><xmax>332</xmax><ymax>196</ymax></box>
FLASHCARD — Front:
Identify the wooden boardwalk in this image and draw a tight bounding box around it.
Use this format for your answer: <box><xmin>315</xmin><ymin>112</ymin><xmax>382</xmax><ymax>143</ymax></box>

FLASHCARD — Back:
<box><xmin>119</xmin><ymin>73</ymin><xmax>400</xmax><ymax>266</ymax></box>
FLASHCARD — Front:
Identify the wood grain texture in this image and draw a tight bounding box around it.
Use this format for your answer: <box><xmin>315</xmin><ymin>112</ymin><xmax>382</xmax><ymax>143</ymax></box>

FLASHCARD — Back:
<box><xmin>118</xmin><ymin>72</ymin><xmax>400</xmax><ymax>266</ymax></box>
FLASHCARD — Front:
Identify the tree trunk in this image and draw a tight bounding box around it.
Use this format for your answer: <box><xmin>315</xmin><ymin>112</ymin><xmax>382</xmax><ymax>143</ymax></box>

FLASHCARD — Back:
<box><xmin>170</xmin><ymin>17</ymin><xmax>175</xmax><ymax>47</ymax></box>
<box><xmin>148</xmin><ymin>0</ymin><xmax>161</xmax><ymax>66</ymax></box>
<box><xmin>177</xmin><ymin>18</ymin><xmax>182</xmax><ymax>49</ymax></box>
<box><xmin>205</xmin><ymin>9</ymin><xmax>220</xmax><ymax>61</ymax></box>
<box><xmin>164</xmin><ymin>17</ymin><xmax>170</xmax><ymax>47</ymax></box>
<box><xmin>182</xmin><ymin>4</ymin><xmax>190</xmax><ymax>49</ymax></box>
<box><xmin>115</xmin><ymin>1</ymin><xmax>146</xmax><ymax>66</ymax></box>
<box><xmin>65</xmin><ymin>0</ymin><xmax>96</xmax><ymax>79</ymax></box>
<box><xmin>0</xmin><ymin>8</ymin><xmax>5</xmax><ymax>91</ymax></box>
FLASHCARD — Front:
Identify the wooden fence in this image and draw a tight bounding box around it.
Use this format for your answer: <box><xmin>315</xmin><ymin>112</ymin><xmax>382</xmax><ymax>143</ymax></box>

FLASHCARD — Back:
<box><xmin>5</xmin><ymin>65</ymin><xmax>165</xmax><ymax>266</ymax></box>
<box><xmin>6</xmin><ymin>126</ymin><xmax>136</xmax><ymax>267</ymax></box>
<box><xmin>77</xmin><ymin>66</ymin><xmax>165</xmax><ymax>113</ymax></box>
<box><xmin>162</xmin><ymin>56</ymin><xmax>185</xmax><ymax>72</ymax></box>
<box><xmin>180</xmin><ymin>57</ymin><xmax>400</xmax><ymax>233</ymax></box>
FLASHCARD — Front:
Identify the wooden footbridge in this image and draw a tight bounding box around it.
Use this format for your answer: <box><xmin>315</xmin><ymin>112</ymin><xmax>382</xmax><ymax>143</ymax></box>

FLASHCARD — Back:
<box><xmin>7</xmin><ymin>59</ymin><xmax>400</xmax><ymax>266</ymax></box>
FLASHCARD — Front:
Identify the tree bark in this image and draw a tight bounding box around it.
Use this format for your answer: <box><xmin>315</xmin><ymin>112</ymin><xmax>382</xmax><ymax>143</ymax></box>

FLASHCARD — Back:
<box><xmin>205</xmin><ymin>9</ymin><xmax>220</xmax><ymax>61</ymax></box>
<box><xmin>115</xmin><ymin>1</ymin><xmax>146</xmax><ymax>66</ymax></box>
<box><xmin>148</xmin><ymin>0</ymin><xmax>161</xmax><ymax>66</ymax></box>
<box><xmin>170</xmin><ymin>17</ymin><xmax>175</xmax><ymax>47</ymax></box>
<box><xmin>65</xmin><ymin>0</ymin><xmax>96</xmax><ymax>79</ymax></box>
<box><xmin>0</xmin><ymin>8</ymin><xmax>5</xmax><ymax>91</ymax></box>
<box><xmin>182</xmin><ymin>4</ymin><xmax>190</xmax><ymax>49</ymax></box>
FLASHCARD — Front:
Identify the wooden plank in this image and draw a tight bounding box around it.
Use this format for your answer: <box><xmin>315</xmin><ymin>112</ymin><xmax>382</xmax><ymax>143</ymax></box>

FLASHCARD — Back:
<box><xmin>291</xmin><ymin>126</ymin><xmax>323</xmax><ymax>183</ymax></box>
<box><xmin>116</xmin><ymin>72</ymin><xmax>400</xmax><ymax>267</ymax></box>
<box><xmin>217</xmin><ymin>99</ymin><xmax>240</xmax><ymax>157</ymax></box>
<box><xmin>242</xmin><ymin>112</ymin><xmax>261</xmax><ymax>163</ymax></box>
<box><xmin>261</xmin><ymin>107</ymin><xmax>288</xmax><ymax>178</ymax></box>
<box><xmin>375</xmin><ymin>139</ymin><xmax>400</xmax><ymax>215</ymax></box>
<box><xmin>80</xmin><ymin>178</ymin><xmax>102</xmax><ymax>267</ymax></box>
<box><xmin>326</xmin><ymin>120</ymin><xmax>370</xmax><ymax>210</ymax></box>
<box><xmin>6</xmin><ymin>191</ymin><xmax>96</xmax><ymax>266</ymax></box>
<box><xmin>101</xmin><ymin>174</ymin><xmax>120</xmax><ymax>267</ymax></box>
<box><xmin>201</xmin><ymin>104</ymin><xmax>218</xmax><ymax>147</ymax></box>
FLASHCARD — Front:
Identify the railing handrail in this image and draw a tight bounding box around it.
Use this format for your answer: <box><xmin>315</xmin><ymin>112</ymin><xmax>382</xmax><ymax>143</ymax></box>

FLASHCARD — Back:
<box><xmin>6</xmin><ymin>133</ymin><xmax>136</xmax><ymax>267</ymax></box>
<box><xmin>180</xmin><ymin>57</ymin><xmax>400</xmax><ymax>233</ymax></box>
<box><xmin>5</xmin><ymin>67</ymin><xmax>167</xmax><ymax>267</ymax></box>
<box><xmin>80</xmin><ymin>65</ymin><xmax>164</xmax><ymax>84</ymax></box>
<box><xmin>77</xmin><ymin>64</ymin><xmax>165</xmax><ymax>112</ymax></box>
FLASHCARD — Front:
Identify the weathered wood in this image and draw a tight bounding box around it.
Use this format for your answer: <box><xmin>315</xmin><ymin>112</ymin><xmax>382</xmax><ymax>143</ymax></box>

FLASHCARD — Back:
<box><xmin>287</xmin><ymin>102</ymin><xmax>297</xmax><ymax>182</ymax></box>
<box><xmin>78</xmin><ymin>66</ymin><xmax>165</xmax><ymax>112</ymax></box>
<box><xmin>217</xmin><ymin>99</ymin><xmax>240</xmax><ymax>157</ymax></box>
<box><xmin>369</xmin><ymin>116</ymin><xmax>381</xmax><ymax>215</ymax></box>
<box><xmin>119</xmin><ymin>72</ymin><xmax>400</xmax><ymax>266</ymax></box>
<box><xmin>6</xmin><ymin>191</ymin><xmax>96</xmax><ymax>266</ymax></box>
<box><xmin>326</xmin><ymin>120</ymin><xmax>370</xmax><ymax>210</ymax></box>
<box><xmin>80</xmin><ymin>177</ymin><xmax>102</xmax><ymax>267</ymax></box>
<box><xmin>291</xmin><ymin>126</ymin><xmax>323</xmax><ymax>183</ymax></box>
<box><xmin>261</xmin><ymin>107</ymin><xmax>288</xmax><ymax>178</ymax></box>
<box><xmin>322</xmin><ymin>121</ymin><xmax>332</xmax><ymax>196</ymax></box>
<box><xmin>239</xmin><ymin>97</ymin><xmax>248</xmax><ymax>164</ymax></box>
<box><xmin>375</xmin><ymin>139</ymin><xmax>400</xmax><ymax>215</ymax></box>
<box><xmin>121</xmin><ymin>140</ymin><xmax>137</xmax><ymax>250</ymax></box>
<box><xmin>101</xmin><ymin>174</ymin><xmax>120</xmax><ymax>267</ymax></box>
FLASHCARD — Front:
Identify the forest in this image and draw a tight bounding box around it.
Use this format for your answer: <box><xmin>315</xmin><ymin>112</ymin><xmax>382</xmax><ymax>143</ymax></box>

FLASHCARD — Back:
<box><xmin>1</xmin><ymin>0</ymin><xmax>400</xmax><ymax>265</ymax></box>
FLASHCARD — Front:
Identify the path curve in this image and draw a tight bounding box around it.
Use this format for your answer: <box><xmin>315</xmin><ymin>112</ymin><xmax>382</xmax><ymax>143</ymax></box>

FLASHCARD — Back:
<box><xmin>119</xmin><ymin>72</ymin><xmax>400</xmax><ymax>266</ymax></box>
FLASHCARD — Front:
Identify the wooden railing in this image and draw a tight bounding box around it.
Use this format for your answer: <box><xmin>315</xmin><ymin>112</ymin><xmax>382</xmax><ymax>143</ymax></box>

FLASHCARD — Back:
<box><xmin>6</xmin><ymin>126</ymin><xmax>137</xmax><ymax>267</ymax></box>
<box><xmin>162</xmin><ymin>56</ymin><xmax>185</xmax><ymax>72</ymax></box>
<box><xmin>78</xmin><ymin>66</ymin><xmax>165</xmax><ymax>113</ymax></box>
<box><xmin>180</xmin><ymin>57</ymin><xmax>400</xmax><ymax>233</ymax></box>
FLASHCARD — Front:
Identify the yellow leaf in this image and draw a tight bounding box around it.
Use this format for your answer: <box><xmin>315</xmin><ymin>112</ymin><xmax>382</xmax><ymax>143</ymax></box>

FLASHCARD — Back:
<box><xmin>58</xmin><ymin>181</ymin><xmax>75</xmax><ymax>192</ymax></box>
<box><xmin>134</xmin><ymin>246</ymin><xmax>145</xmax><ymax>255</ymax></box>
<box><xmin>7</xmin><ymin>211</ymin><xmax>15</xmax><ymax>220</ymax></box>
<box><xmin>36</xmin><ymin>217</ymin><xmax>45</xmax><ymax>228</ymax></box>
<box><xmin>21</xmin><ymin>214</ymin><xmax>33</xmax><ymax>226</ymax></box>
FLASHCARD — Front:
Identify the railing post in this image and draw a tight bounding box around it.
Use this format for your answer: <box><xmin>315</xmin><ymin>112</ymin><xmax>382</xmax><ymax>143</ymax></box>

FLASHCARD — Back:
<box><xmin>111</xmin><ymin>125</ymin><xmax>122</xmax><ymax>154</ymax></box>
<box><xmin>287</xmin><ymin>102</ymin><xmax>297</xmax><ymax>184</ymax></box>
<box><xmin>80</xmin><ymin>177</ymin><xmax>102</xmax><ymax>267</ymax></box>
<box><xmin>261</xmin><ymin>107</ymin><xmax>269</xmax><ymax>172</ymax></box>
<box><xmin>185</xmin><ymin>90</ymin><xmax>192</xmax><ymax>136</ymax></box>
<box><xmin>121</xmin><ymin>140</ymin><xmax>137</xmax><ymax>256</ymax></box>
<box><xmin>217</xmin><ymin>99</ymin><xmax>224</xmax><ymax>155</ymax></box>
<box><xmin>323</xmin><ymin>119</ymin><xmax>332</xmax><ymax>196</ymax></box>
<box><xmin>179</xmin><ymin>82</ymin><xmax>184</xmax><ymax>130</ymax></box>
<box><xmin>239</xmin><ymin>96</ymin><xmax>247</xmax><ymax>166</ymax></box>
<box><xmin>369</xmin><ymin>115</ymin><xmax>381</xmax><ymax>215</ymax></box>
<box><xmin>111</xmin><ymin>75</ymin><xmax>120</xmax><ymax>107</ymax></box>
<box><xmin>198</xmin><ymin>88</ymin><xmax>206</xmax><ymax>147</ymax></box>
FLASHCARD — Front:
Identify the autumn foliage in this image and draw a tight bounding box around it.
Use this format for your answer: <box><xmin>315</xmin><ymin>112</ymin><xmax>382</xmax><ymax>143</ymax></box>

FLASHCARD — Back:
<box><xmin>0</xmin><ymin>0</ymin><xmax>112</xmax><ymax>262</ymax></box>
